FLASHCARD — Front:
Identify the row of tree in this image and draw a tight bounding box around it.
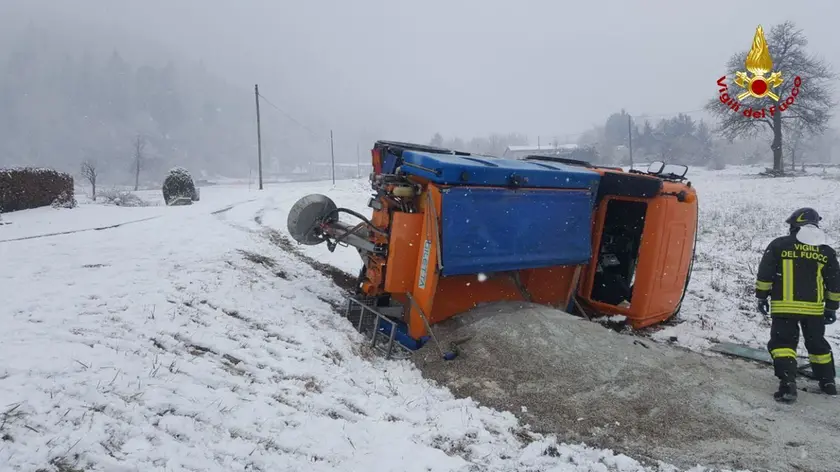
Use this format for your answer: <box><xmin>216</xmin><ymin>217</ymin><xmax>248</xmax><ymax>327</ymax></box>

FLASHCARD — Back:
<box><xmin>428</xmin><ymin>132</ymin><xmax>530</xmax><ymax>157</ymax></box>
<box><xmin>426</xmin><ymin>114</ymin><xmax>718</xmax><ymax>167</ymax></box>
<box><xmin>577</xmin><ymin>111</ymin><xmax>716</xmax><ymax>166</ymax></box>
<box><xmin>0</xmin><ymin>24</ymin><xmax>265</xmax><ymax>183</ymax></box>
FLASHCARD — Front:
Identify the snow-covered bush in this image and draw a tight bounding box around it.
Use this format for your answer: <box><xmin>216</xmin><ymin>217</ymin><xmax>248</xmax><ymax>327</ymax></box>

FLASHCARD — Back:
<box><xmin>0</xmin><ymin>167</ymin><xmax>75</xmax><ymax>212</ymax></box>
<box><xmin>50</xmin><ymin>190</ymin><xmax>77</xmax><ymax>209</ymax></box>
<box><xmin>162</xmin><ymin>167</ymin><xmax>198</xmax><ymax>205</ymax></box>
<box><xmin>98</xmin><ymin>189</ymin><xmax>150</xmax><ymax>207</ymax></box>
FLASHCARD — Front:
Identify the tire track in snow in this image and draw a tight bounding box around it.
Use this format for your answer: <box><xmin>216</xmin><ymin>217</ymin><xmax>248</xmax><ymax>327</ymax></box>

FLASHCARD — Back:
<box><xmin>209</xmin><ymin>198</ymin><xmax>258</xmax><ymax>216</ymax></box>
<box><xmin>0</xmin><ymin>216</ymin><xmax>162</xmax><ymax>243</ymax></box>
<box><xmin>211</xmin><ymin>199</ymin><xmax>262</xmax><ymax>234</ymax></box>
<box><xmin>251</xmin><ymin>203</ymin><xmax>358</xmax><ymax>292</ymax></box>
<box><xmin>1</xmin><ymin>198</ymin><xmax>261</xmax><ymax>244</ymax></box>
<box><xmin>215</xmin><ymin>201</ymin><xmax>359</xmax><ymax>295</ymax></box>
<box><xmin>261</xmin><ymin>227</ymin><xmax>359</xmax><ymax>294</ymax></box>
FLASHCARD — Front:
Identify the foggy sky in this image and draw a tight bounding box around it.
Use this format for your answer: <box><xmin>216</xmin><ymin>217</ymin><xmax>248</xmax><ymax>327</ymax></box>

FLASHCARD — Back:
<box><xmin>4</xmin><ymin>0</ymin><xmax>840</xmax><ymax>145</ymax></box>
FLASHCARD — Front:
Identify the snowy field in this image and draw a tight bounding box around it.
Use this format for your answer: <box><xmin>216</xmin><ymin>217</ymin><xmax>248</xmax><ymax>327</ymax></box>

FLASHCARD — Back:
<box><xmin>651</xmin><ymin>166</ymin><xmax>840</xmax><ymax>352</ymax></box>
<box><xmin>1</xmin><ymin>165</ymin><xmax>836</xmax><ymax>471</ymax></box>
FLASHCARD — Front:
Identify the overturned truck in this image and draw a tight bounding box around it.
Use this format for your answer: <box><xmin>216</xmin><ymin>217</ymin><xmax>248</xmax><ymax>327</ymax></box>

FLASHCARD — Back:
<box><xmin>288</xmin><ymin>141</ymin><xmax>698</xmax><ymax>357</ymax></box>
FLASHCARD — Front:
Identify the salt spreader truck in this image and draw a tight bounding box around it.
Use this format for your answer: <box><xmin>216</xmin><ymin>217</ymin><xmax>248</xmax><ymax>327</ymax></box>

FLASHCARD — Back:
<box><xmin>287</xmin><ymin>141</ymin><xmax>698</xmax><ymax>357</ymax></box>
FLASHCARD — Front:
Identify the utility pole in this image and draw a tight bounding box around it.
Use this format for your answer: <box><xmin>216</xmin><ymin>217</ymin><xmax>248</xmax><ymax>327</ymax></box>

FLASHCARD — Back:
<box><xmin>330</xmin><ymin>130</ymin><xmax>336</xmax><ymax>185</ymax></box>
<box><xmin>356</xmin><ymin>142</ymin><xmax>360</xmax><ymax>179</ymax></box>
<box><xmin>628</xmin><ymin>114</ymin><xmax>634</xmax><ymax>170</ymax></box>
<box><xmin>254</xmin><ymin>84</ymin><xmax>263</xmax><ymax>190</ymax></box>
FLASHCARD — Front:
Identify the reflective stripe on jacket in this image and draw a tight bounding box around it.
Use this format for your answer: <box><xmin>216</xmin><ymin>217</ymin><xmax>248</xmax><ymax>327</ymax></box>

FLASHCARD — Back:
<box><xmin>755</xmin><ymin>235</ymin><xmax>840</xmax><ymax>315</ymax></box>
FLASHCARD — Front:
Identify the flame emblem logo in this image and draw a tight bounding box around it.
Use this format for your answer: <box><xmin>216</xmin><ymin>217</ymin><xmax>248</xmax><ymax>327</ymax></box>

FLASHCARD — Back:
<box><xmin>733</xmin><ymin>25</ymin><xmax>783</xmax><ymax>101</ymax></box>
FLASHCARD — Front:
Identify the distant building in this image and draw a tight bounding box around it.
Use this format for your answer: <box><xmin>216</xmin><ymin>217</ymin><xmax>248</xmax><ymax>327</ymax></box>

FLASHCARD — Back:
<box><xmin>503</xmin><ymin>144</ymin><xmax>578</xmax><ymax>160</ymax></box>
<box><xmin>308</xmin><ymin>162</ymin><xmax>372</xmax><ymax>180</ymax></box>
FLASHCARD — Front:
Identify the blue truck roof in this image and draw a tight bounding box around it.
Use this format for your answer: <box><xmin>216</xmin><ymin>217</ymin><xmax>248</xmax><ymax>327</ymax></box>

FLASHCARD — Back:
<box><xmin>396</xmin><ymin>150</ymin><xmax>601</xmax><ymax>190</ymax></box>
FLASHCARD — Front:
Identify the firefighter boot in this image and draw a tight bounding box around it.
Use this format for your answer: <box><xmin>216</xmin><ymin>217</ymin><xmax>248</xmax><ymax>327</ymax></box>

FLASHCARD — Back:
<box><xmin>774</xmin><ymin>380</ymin><xmax>798</xmax><ymax>403</ymax></box>
<box><xmin>772</xmin><ymin>357</ymin><xmax>798</xmax><ymax>403</ymax></box>
<box><xmin>819</xmin><ymin>380</ymin><xmax>837</xmax><ymax>396</ymax></box>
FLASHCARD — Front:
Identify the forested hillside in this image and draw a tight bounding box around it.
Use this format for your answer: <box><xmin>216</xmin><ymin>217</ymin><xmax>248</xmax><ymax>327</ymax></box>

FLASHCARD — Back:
<box><xmin>0</xmin><ymin>23</ymin><xmax>264</xmax><ymax>183</ymax></box>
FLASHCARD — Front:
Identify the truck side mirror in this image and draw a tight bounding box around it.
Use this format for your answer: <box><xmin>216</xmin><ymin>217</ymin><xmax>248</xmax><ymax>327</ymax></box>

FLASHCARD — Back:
<box><xmin>648</xmin><ymin>161</ymin><xmax>665</xmax><ymax>174</ymax></box>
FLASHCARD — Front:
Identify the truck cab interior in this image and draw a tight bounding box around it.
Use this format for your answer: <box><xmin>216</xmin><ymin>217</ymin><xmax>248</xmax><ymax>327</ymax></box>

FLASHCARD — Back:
<box><xmin>591</xmin><ymin>199</ymin><xmax>647</xmax><ymax>307</ymax></box>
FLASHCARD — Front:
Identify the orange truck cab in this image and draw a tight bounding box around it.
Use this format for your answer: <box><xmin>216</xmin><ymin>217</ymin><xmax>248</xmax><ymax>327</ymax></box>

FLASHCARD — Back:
<box><xmin>523</xmin><ymin>158</ymin><xmax>699</xmax><ymax>329</ymax></box>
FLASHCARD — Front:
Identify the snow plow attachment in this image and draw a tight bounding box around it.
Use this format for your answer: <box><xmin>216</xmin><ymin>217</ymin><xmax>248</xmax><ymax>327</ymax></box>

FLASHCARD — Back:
<box><xmin>287</xmin><ymin>141</ymin><xmax>698</xmax><ymax>353</ymax></box>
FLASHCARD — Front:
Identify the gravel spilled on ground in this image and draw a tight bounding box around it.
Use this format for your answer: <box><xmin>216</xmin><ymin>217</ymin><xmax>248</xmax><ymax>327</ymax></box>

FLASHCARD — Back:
<box><xmin>414</xmin><ymin>302</ymin><xmax>840</xmax><ymax>472</ymax></box>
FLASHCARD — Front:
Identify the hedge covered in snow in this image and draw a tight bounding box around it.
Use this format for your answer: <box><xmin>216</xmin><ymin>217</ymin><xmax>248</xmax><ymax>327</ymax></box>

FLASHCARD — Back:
<box><xmin>162</xmin><ymin>167</ymin><xmax>198</xmax><ymax>205</ymax></box>
<box><xmin>0</xmin><ymin>167</ymin><xmax>76</xmax><ymax>212</ymax></box>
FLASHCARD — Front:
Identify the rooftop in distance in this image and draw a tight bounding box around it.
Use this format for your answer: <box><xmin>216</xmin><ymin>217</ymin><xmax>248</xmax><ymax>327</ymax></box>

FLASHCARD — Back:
<box><xmin>503</xmin><ymin>143</ymin><xmax>578</xmax><ymax>159</ymax></box>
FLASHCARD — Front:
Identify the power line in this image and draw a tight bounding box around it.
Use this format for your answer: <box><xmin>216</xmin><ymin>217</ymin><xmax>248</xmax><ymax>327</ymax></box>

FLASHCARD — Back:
<box><xmin>256</xmin><ymin>91</ymin><xmax>325</xmax><ymax>141</ymax></box>
<box><xmin>256</xmin><ymin>87</ymin><xmax>708</xmax><ymax>147</ymax></box>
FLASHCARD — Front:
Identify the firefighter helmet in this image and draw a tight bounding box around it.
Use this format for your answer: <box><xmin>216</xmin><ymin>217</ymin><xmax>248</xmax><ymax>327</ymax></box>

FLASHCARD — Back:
<box><xmin>785</xmin><ymin>207</ymin><xmax>822</xmax><ymax>227</ymax></box>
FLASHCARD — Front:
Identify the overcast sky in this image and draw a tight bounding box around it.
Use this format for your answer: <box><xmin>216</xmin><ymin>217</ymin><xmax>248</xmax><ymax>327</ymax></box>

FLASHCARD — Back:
<box><xmin>4</xmin><ymin>0</ymin><xmax>840</xmax><ymax>145</ymax></box>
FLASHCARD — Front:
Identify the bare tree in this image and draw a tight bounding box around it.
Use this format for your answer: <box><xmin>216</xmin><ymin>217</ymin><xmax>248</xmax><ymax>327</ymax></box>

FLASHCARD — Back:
<box><xmin>705</xmin><ymin>21</ymin><xmax>836</xmax><ymax>172</ymax></box>
<box><xmin>783</xmin><ymin>120</ymin><xmax>812</xmax><ymax>171</ymax></box>
<box><xmin>80</xmin><ymin>159</ymin><xmax>99</xmax><ymax>200</ymax></box>
<box><xmin>133</xmin><ymin>135</ymin><xmax>145</xmax><ymax>191</ymax></box>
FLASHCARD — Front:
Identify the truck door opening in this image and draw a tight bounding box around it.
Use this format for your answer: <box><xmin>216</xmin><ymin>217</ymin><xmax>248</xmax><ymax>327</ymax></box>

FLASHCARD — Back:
<box><xmin>591</xmin><ymin>199</ymin><xmax>647</xmax><ymax>307</ymax></box>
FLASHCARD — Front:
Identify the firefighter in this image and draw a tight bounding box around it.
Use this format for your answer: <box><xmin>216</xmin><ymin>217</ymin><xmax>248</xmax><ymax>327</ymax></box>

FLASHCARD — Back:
<box><xmin>755</xmin><ymin>207</ymin><xmax>839</xmax><ymax>403</ymax></box>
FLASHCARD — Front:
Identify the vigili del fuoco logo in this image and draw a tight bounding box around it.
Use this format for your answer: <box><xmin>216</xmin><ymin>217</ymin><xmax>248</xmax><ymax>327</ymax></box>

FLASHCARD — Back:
<box><xmin>716</xmin><ymin>25</ymin><xmax>802</xmax><ymax>119</ymax></box>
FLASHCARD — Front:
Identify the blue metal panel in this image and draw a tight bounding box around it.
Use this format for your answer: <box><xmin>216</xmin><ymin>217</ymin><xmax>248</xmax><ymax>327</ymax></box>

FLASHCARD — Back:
<box><xmin>439</xmin><ymin>187</ymin><xmax>594</xmax><ymax>276</ymax></box>
<box><xmin>375</xmin><ymin>318</ymin><xmax>427</xmax><ymax>350</ymax></box>
<box><xmin>381</xmin><ymin>151</ymin><xmax>400</xmax><ymax>174</ymax></box>
<box><xmin>399</xmin><ymin>150</ymin><xmax>600</xmax><ymax>190</ymax></box>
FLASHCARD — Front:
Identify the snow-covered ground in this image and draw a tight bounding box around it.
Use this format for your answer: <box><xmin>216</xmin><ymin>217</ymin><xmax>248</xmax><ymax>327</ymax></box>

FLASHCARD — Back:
<box><xmin>3</xmin><ymin>165</ymin><xmax>835</xmax><ymax>471</ymax></box>
<box><xmin>1</xmin><ymin>182</ymin><xmax>723</xmax><ymax>472</ymax></box>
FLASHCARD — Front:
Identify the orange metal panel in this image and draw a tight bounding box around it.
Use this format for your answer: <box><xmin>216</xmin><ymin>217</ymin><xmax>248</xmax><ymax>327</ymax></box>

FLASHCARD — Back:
<box><xmin>371</xmin><ymin>148</ymin><xmax>383</xmax><ymax>174</ymax></box>
<box><xmin>406</xmin><ymin>185</ymin><xmax>444</xmax><ymax>339</ymax></box>
<box><xmin>430</xmin><ymin>274</ymin><xmax>524</xmax><ymax>322</ymax></box>
<box><xmin>633</xmin><ymin>182</ymin><xmax>698</xmax><ymax>327</ymax></box>
<box><xmin>520</xmin><ymin>266</ymin><xmax>579</xmax><ymax>307</ymax></box>
<box><xmin>424</xmin><ymin>266</ymin><xmax>582</xmax><ymax>326</ymax></box>
<box><xmin>370</xmin><ymin>202</ymin><xmax>391</xmax><ymax>245</ymax></box>
<box><xmin>567</xmin><ymin>266</ymin><xmax>583</xmax><ymax>306</ymax></box>
<box><xmin>384</xmin><ymin>212</ymin><xmax>424</xmax><ymax>293</ymax></box>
